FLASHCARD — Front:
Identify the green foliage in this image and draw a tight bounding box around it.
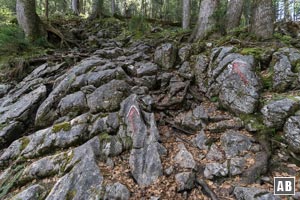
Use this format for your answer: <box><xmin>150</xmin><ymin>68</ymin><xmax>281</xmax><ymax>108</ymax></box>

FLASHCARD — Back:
<box><xmin>52</xmin><ymin>122</ymin><xmax>72</xmax><ymax>133</ymax></box>
<box><xmin>128</xmin><ymin>15</ymin><xmax>150</xmax><ymax>37</ymax></box>
<box><xmin>274</xmin><ymin>33</ymin><xmax>292</xmax><ymax>45</ymax></box>
<box><xmin>0</xmin><ymin>7</ymin><xmax>15</xmax><ymax>24</ymax></box>
<box><xmin>0</xmin><ymin>24</ymin><xmax>28</xmax><ymax>55</ymax></box>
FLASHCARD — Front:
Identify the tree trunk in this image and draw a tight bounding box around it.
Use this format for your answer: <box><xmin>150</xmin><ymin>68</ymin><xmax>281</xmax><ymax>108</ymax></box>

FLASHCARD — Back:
<box><xmin>72</xmin><ymin>0</ymin><xmax>80</xmax><ymax>15</ymax></box>
<box><xmin>284</xmin><ymin>0</ymin><xmax>291</xmax><ymax>21</ymax></box>
<box><xmin>90</xmin><ymin>0</ymin><xmax>103</xmax><ymax>19</ymax></box>
<box><xmin>182</xmin><ymin>0</ymin><xmax>191</xmax><ymax>29</ymax></box>
<box><xmin>16</xmin><ymin>0</ymin><xmax>46</xmax><ymax>42</ymax></box>
<box><xmin>192</xmin><ymin>0</ymin><xmax>219</xmax><ymax>41</ymax></box>
<box><xmin>250</xmin><ymin>0</ymin><xmax>274</xmax><ymax>39</ymax></box>
<box><xmin>112</xmin><ymin>0</ymin><xmax>116</xmax><ymax>15</ymax></box>
<box><xmin>225</xmin><ymin>0</ymin><xmax>244</xmax><ymax>32</ymax></box>
<box><xmin>45</xmin><ymin>0</ymin><xmax>49</xmax><ymax>20</ymax></box>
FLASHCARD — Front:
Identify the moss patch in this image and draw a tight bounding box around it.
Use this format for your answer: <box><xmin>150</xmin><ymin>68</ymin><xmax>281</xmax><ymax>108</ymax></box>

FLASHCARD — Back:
<box><xmin>240</xmin><ymin>47</ymin><xmax>265</xmax><ymax>60</ymax></box>
<box><xmin>66</xmin><ymin>189</ymin><xmax>77</xmax><ymax>200</ymax></box>
<box><xmin>19</xmin><ymin>137</ymin><xmax>30</xmax><ymax>151</ymax></box>
<box><xmin>52</xmin><ymin>122</ymin><xmax>71</xmax><ymax>133</ymax></box>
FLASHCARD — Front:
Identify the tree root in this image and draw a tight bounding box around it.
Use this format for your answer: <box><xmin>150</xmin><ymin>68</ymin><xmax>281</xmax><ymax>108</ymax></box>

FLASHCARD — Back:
<box><xmin>44</xmin><ymin>23</ymin><xmax>78</xmax><ymax>47</ymax></box>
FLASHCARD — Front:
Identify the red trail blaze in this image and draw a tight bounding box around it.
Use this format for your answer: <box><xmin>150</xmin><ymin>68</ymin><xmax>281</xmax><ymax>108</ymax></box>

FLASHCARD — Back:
<box><xmin>127</xmin><ymin>105</ymin><xmax>140</xmax><ymax>134</ymax></box>
<box><xmin>231</xmin><ymin>61</ymin><xmax>249</xmax><ymax>85</ymax></box>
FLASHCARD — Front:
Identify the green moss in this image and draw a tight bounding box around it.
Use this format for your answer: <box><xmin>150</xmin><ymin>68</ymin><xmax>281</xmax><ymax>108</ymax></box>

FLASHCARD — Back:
<box><xmin>19</xmin><ymin>137</ymin><xmax>30</xmax><ymax>151</ymax></box>
<box><xmin>0</xmin><ymin>123</ymin><xmax>7</xmax><ymax>131</ymax></box>
<box><xmin>240</xmin><ymin>48</ymin><xmax>264</xmax><ymax>60</ymax></box>
<box><xmin>66</xmin><ymin>189</ymin><xmax>77</xmax><ymax>200</ymax></box>
<box><xmin>122</xmin><ymin>136</ymin><xmax>133</xmax><ymax>150</ymax></box>
<box><xmin>210</xmin><ymin>96</ymin><xmax>219</xmax><ymax>102</ymax></box>
<box><xmin>260</xmin><ymin>68</ymin><xmax>273</xmax><ymax>90</ymax></box>
<box><xmin>274</xmin><ymin>33</ymin><xmax>292</xmax><ymax>45</ymax></box>
<box><xmin>52</xmin><ymin>122</ymin><xmax>71</xmax><ymax>133</ymax></box>
<box><xmin>239</xmin><ymin>114</ymin><xmax>266</xmax><ymax>131</ymax></box>
<box><xmin>99</xmin><ymin>133</ymin><xmax>111</xmax><ymax>142</ymax></box>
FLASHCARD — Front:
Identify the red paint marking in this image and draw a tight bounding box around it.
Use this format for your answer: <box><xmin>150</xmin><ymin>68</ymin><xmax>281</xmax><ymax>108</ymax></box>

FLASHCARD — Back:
<box><xmin>127</xmin><ymin>105</ymin><xmax>140</xmax><ymax>133</ymax></box>
<box><xmin>231</xmin><ymin>61</ymin><xmax>249</xmax><ymax>85</ymax></box>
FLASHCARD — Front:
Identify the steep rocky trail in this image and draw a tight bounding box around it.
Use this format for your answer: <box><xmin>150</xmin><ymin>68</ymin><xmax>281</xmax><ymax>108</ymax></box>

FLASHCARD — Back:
<box><xmin>1</xmin><ymin>22</ymin><xmax>300</xmax><ymax>199</ymax></box>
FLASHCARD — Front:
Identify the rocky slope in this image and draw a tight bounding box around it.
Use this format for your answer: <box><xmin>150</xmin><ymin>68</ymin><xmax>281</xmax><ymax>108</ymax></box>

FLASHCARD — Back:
<box><xmin>1</xmin><ymin>21</ymin><xmax>300</xmax><ymax>200</ymax></box>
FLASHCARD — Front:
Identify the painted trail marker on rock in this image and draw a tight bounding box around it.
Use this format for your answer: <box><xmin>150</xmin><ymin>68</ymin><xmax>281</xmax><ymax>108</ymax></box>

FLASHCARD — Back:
<box><xmin>127</xmin><ymin>105</ymin><xmax>140</xmax><ymax>134</ymax></box>
<box><xmin>228</xmin><ymin>60</ymin><xmax>249</xmax><ymax>85</ymax></box>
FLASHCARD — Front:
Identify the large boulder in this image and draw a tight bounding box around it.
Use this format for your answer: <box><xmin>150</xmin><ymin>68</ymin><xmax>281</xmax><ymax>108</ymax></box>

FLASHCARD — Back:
<box><xmin>154</xmin><ymin>43</ymin><xmax>177</xmax><ymax>69</ymax></box>
<box><xmin>261</xmin><ymin>97</ymin><xmax>300</xmax><ymax>129</ymax></box>
<box><xmin>284</xmin><ymin>115</ymin><xmax>300</xmax><ymax>152</ymax></box>
<box><xmin>120</xmin><ymin>94</ymin><xmax>164</xmax><ymax>186</ymax></box>
<box><xmin>206</xmin><ymin>47</ymin><xmax>262</xmax><ymax>114</ymax></box>
<box><xmin>234</xmin><ymin>187</ymin><xmax>280</xmax><ymax>200</ymax></box>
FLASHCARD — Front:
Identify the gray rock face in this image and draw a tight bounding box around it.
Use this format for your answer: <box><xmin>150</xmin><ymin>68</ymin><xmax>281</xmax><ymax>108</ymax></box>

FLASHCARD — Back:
<box><xmin>206</xmin><ymin>144</ymin><xmax>224</xmax><ymax>161</ymax></box>
<box><xmin>204</xmin><ymin>162</ymin><xmax>228</xmax><ymax>179</ymax></box>
<box><xmin>205</xmin><ymin>47</ymin><xmax>261</xmax><ymax>114</ymax></box>
<box><xmin>136</xmin><ymin>62</ymin><xmax>159</xmax><ymax>77</ymax></box>
<box><xmin>87</xmin><ymin>80</ymin><xmax>129</xmax><ymax>113</ymax></box>
<box><xmin>174</xmin><ymin>143</ymin><xmax>196</xmax><ymax>169</ymax></box>
<box><xmin>45</xmin><ymin>139</ymin><xmax>103</xmax><ymax>200</ymax></box>
<box><xmin>11</xmin><ymin>184</ymin><xmax>46</xmax><ymax>200</ymax></box>
<box><xmin>261</xmin><ymin>98</ymin><xmax>300</xmax><ymax>129</ymax></box>
<box><xmin>175</xmin><ymin>172</ymin><xmax>195</xmax><ymax>192</ymax></box>
<box><xmin>154</xmin><ymin>43</ymin><xmax>177</xmax><ymax>69</ymax></box>
<box><xmin>284</xmin><ymin>115</ymin><xmax>300</xmax><ymax>152</ymax></box>
<box><xmin>192</xmin><ymin>55</ymin><xmax>209</xmax><ymax>93</ymax></box>
<box><xmin>58</xmin><ymin>91</ymin><xmax>88</xmax><ymax>116</ymax></box>
<box><xmin>104</xmin><ymin>182</ymin><xmax>130</xmax><ymax>200</ymax></box>
<box><xmin>178</xmin><ymin>44</ymin><xmax>192</xmax><ymax>62</ymax></box>
<box><xmin>94</xmin><ymin>47</ymin><xmax>123</xmax><ymax>58</ymax></box>
<box><xmin>234</xmin><ymin>187</ymin><xmax>280</xmax><ymax>200</ymax></box>
<box><xmin>271</xmin><ymin>48</ymin><xmax>300</xmax><ymax>92</ymax></box>
<box><xmin>220</xmin><ymin>130</ymin><xmax>252</xmax><ymax>158</ymax></box>
<box><xmin>193</xmin><ymin>131</ymin><xmax>208</xmax><ymax>150</ymax></box>
<box><xmin>120</xmin><ymin>94</ymin><xmax>163</xmax><ymax>186</ymax></box>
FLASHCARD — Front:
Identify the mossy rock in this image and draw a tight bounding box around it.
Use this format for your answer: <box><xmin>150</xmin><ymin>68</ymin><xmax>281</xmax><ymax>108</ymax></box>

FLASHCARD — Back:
<box><xmin>240</xmin><ymin>47</ymin><xmax>264</xmax><ymax>60</ymax></box>
<box><xmin>52</xmin><ymin>122</ymin><xmax>71</xmax><ymax>133</ymax></box>
<box><xmin>19</xmin><ymin>137</ymin><xmax>30</xmax><ymax>151</ymax></box>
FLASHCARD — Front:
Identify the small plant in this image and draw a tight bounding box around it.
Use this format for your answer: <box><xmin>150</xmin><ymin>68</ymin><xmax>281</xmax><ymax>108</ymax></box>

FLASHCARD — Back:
<box><xmin>128</xmin><ymin>15</ymin><xmax>150</xmax><ymax>37</ymax></box>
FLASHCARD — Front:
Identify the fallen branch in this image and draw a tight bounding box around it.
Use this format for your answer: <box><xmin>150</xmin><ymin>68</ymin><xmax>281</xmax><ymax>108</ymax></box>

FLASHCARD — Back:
<box><xmin>196</xmin><ymin>178</ymin><xmax>219</xmax><ymax>200</ymax></box>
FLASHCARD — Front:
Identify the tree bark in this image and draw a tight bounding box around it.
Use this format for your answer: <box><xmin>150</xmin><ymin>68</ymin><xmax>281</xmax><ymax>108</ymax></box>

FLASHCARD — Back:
<box><xmin>16</xmin><ymin>0</ymin><xmax>46</xmax><ymax>42</ymax></box>
<box><xmin>192</xmin><ymin>0</ymin><xmax>219</xmax><ymax>41</ymax></box>
<box><xmin>45</xmin><ymin>0</ymin><xmax>49</xmax><ymax>20</ymax></box>
<box><xmin>112</xmin><ymin>0</ymin><xmax>116</xmax><ymax>15</ymax></box>
<box><xmin>182</xmin><ymin>0</ymin><xmax>191</xmax><ymax>29</ymax></box>
<box><xmin>90</xmin><ymin>0</ymin><xmax>103</xmax><ymax>19</ymax></box>
<box><xmin>72</xmin><ymin>0</ymin><xmax>80</xmax><ymax>15</ymax></box>
<box><xmin>250</xmin><ymin>0</ymin><xmax>274</xmax><ymax>39</ymax></box>
<box><xmin>284</xmin><ymin>0</ymin><xmax>291</xmax><ymax>21</ymax></box>
<box><xmin>225</xmin><ymin>0</ymin><xmax>244</xmax><ymax>32</ymax></box>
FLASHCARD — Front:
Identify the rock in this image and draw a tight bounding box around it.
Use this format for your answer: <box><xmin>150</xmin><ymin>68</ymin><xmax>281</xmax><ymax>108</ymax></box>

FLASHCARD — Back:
<box><xmin>193</xmin><ymin>131</ymin><xmax>208</xmax><ymax>150</ymax></box>
<box><xmin>58</xmin><ymin>91</ymin><xmax>88</xmax><ymax>116</ymax></box>
<box><xmin>234</xmin><ymin>187</ymin><xmax>280</xmax><ymax>200</ymax></box>
<box><xmin>206</xmin><ymin>144</ymin><xmax>224</xmax><ymax>161</ymax></box>
<box><xmin>261</xmin><ymin>97</ymin><xmax>300</xmax><ymax>129</ymax></box>
<box><xmin>164</xmin><ymin>166</ymin><xmax>174</xmax><ymax>176</ymax></box>
<box><xmin>207</xmin><ymin>117</ymin><xmax>243</xmax><ymax>133</ymax></box>
<box><xmin>204</xmin><ymin>162</ymin><xmax>228</xmax><ymax>179</ymax></box>
<box><xmin>45</xmin><ymin>137</ymin><xmax>103</xmax><ymax>200</ymax></box>
<box><xmin>154</xmin><ymin>43</ymin><xmax>177</xmax><ymax>69</ymax></box>
<box><xmin>87</xmin><ymin>80</ymin><xmax>129</xmax><ymax>113</ymax></box>
<box><xmin>192</xmin><ymin>55</ymin><xmax>209</xmax><ymax>93</ymax></box>
<box><xmin>11</xmin><ymin>184</ymin><xmax>46</xmax><ymax>200</ymax></box>
<box><xmin>229</xmin><ymin>157</ymin><xmax>246</xmax><ymax>176</ymax></box>
<box><xmin>174</xmin><ymin>143</ymin><xmax>196</xmax><ymax>169</ymax></box>
<box><xmin>0</xmin><ymin>84</ymin><xmax>12</xmax><ymax>98</ymax></box>
<box><xmin>175</xmin><ymin>172</ymin><xmax>195</xmax><ymax>192</ymax></box>
<box><xmin>0</xmin><ymin>121</ymin><xmax>24</xmax><ymax>149</ymax></box>
<box><xmin>205</xmin><ymin>47</ymin><xmax>261</xmax><ymax>114</ymax></box>
<box><xmin>120</xmin><ymin>95</ymin><xmax>163</xmax><ymax>186</ymax></box>
<box><xmin>136</xmin><ymin>62</ymin><xmax>159</xmax><ymax>78</ymax></box>
<box><xmin>178</xmin><ymin>44</ymin><xmax>192</xmax><ymax>62</ymax></box>
<box><xmin>175</xmin><ymin>109</ymin><xmax>203</xmax><ymax>131</ymax></box>
<box><xmin>284</xmin><ymin>115</ymin><xmax>300</xmax><ymax>152</ymax></box>
<box><xmin>220</xmin><ymin>130</ymin><xmax>252</xmax><ymax>158</ymax></box>
<box><xmin>104</xmin><ymin>182</ymin><xmax>130</xmax><ymax>200</ymax></box>
<box><xmin>94</xmin><ymin>47</ymin><xmax>123</xmax><ymax>58</ymax></box>
<box><xmin>271</xmin><ymin>48</ymin><xmax>300</xmax><ymax>92</ymax></box>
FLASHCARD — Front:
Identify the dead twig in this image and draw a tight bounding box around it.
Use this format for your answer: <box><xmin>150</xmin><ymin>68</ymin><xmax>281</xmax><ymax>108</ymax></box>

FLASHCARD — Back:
<box><xmin>196</xmin><ymin>178</ymin><xmax>219</xmax><ymax>200</ymax></box>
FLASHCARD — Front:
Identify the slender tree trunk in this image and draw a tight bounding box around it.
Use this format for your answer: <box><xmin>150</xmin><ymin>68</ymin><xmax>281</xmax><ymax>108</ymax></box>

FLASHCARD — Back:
<box><xmin>72</xmin><ymin>0</ymin><xmax>80</xmax><ymax>15</ymax></box>
<box><xmin>45</xmin><ymin>0</ymin><xmax>49</xmax><ymax>20</ymax></box>
<box><xmin>225</xmin><ymin>0</ymin><xmax>244</xmax><ymax>32</ymax></box>
<box><xmin>191</xmin><ymin>0</ymin><xmax>219</xmax><ymax>41</ymax></box>
<box><xmin>250</xmin><ymin>0</ymin><xmax>274</xmax><ymax>39</ymax></box>
<box><xmin>16</xmin><ymin>0</ymin><xmax>46</xmax><ymax>42</ymax></box>
<box><xmin>284</xmin><ymin>0</ymin><xmax>291</xmax><ymax>21</ymax></box>
<box><xmin>112</xmin><ymin>0</ymin><xmax>116</xmax><ymax>15</ymax></box>
<box><xmin>182</xmin><ymin>0</ymin><xmax>191</xmax><ymax>29</ymax></box>
<box><xmin>90</xmin><ymin>0</ymin><xmax>103</xmax><ymax>19</ymax></box>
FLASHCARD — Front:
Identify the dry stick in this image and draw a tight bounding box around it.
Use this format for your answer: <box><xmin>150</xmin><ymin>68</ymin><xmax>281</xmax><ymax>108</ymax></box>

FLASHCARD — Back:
<box><xmin>196</xmin><ymin>178</ymin><xmax>219</xmax><ymax>200</ymax></box>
